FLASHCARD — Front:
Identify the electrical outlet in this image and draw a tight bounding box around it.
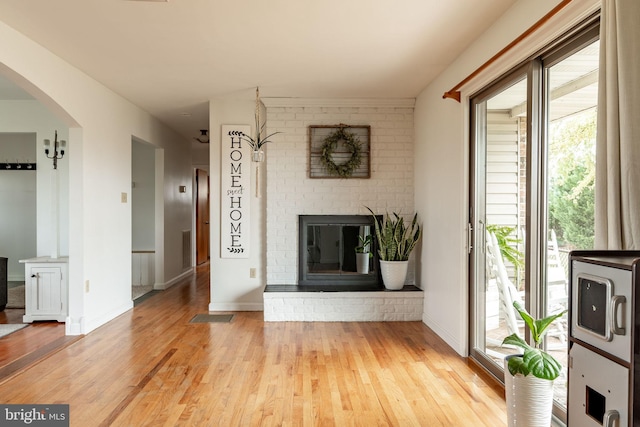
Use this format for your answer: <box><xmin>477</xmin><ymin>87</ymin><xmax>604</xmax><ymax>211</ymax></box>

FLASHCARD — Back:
<box><xmin>85</xmin><ymin>280</ymin><xmax>90</xmax><ymax>292</ymax></box>
<box><xmin>250</xmin><ymin>268</ymin><xmax>256</xmax><ymax>278</ymax></box>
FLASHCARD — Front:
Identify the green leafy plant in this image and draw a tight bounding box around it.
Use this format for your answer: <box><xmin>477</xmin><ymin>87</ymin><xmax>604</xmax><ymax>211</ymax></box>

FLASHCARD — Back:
<box><xmin>502</xmin><ymin>301</ymin><xmax>567</xmax><ymax>380</ymax></box>
<box><xmin>355</xmin><ymin>234</ymin><xmax>373</xmax><ymax>258</ymax></box>
<box><xmin>366</xmin><ymin>207</ymin><xmax>421</xmax><ymax>261</ymax></box>
<box><xmin>486</xmin><ymin>224</ymin><xmax>523</xmax><ymax>269</ymax></box>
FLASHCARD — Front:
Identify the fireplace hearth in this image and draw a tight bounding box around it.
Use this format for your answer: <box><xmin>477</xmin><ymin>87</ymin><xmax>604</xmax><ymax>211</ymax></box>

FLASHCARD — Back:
<box><xmin>262</xmin><ymin>214</ymin><xmax>423</xmax><ymax>322</ymax></box>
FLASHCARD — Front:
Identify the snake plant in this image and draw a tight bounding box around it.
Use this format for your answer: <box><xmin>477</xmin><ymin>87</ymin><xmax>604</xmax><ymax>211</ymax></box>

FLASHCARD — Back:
<box><xmin>366</xmin><ymin>207</ymin><xmax>421</xmax><ymax>261</ymax></box>
<box><xmin>355</xmin><ymin>234</ymin><xmax>373</xmax><ymax>257</ymax></box>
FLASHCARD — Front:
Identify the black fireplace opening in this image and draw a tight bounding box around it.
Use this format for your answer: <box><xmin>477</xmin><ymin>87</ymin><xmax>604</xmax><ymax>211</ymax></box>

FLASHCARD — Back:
<box><xmin>298</xmin><ymin>215</ymin><xmax>382</xmax><ymax>288</ymax></box>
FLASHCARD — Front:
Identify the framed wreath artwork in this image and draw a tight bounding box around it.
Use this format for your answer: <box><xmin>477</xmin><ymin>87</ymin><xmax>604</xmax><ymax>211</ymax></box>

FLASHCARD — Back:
<box><xmin>309</xmin><ymin>125</ymin><xmax>371</xmax><ymax>178</ymax></box>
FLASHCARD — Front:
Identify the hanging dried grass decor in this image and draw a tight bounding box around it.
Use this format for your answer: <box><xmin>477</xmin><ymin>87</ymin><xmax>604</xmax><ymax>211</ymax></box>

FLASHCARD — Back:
<box><xmin>238</xmin><ymin>87</ymin><xmax>281</xmax><ymax>162</ymax></box>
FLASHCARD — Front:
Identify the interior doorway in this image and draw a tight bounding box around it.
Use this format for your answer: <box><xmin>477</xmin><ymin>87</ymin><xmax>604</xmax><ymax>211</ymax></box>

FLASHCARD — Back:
<box><xmin>131</xmin><ymin>139</ymin><xmax>157</xmax><ymax>300</ymax></box>
<box><xmin>195</xmin><ymin>168</ymin><xmax>210</xmax><ymax>265</ymax></box>
<box><xmin>0</xmin><ymin>133</ymin><xmax>37</xmax><ymax>283</ymax></box>
<box><xmin>0</xmin><ymin>133</ymin><xmax>37</xmax><ymax>315</ymax></box>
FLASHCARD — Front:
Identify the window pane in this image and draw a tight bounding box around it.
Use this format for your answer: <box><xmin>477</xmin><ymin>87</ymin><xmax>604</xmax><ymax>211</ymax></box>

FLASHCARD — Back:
<box><xmin>471</xmin><ymin>76</ymin><xmax>528</xmax><ymax>377</ymax></box>
<box><xmin>545</xmin><ymin>39</ymin><xmax>599</xmax><ymax>411</ymax></box>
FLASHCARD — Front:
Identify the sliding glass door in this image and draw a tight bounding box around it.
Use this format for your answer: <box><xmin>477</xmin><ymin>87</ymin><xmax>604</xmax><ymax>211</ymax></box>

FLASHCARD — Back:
<box><xmin>469</xmin><ymin>20</ymin><xmax>599</xmax><ymax>421</ymax></box>
<box><xmin>470</xmin><ymin>68</ymin><xmax>529</xmax><ymax>378</ymax></box>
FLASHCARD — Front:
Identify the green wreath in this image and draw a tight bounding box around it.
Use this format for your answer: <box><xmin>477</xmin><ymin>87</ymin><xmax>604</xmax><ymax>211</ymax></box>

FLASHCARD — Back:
<box><xmin>320</xmin><ymin>128</ymin><xmax>363</xmax><ymax>177</ymax></box>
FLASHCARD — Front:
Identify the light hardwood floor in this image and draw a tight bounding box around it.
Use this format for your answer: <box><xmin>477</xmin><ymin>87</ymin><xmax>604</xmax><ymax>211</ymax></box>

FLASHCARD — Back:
<box><xmin>0</xmin><ymin>263</ymin><xmax>507</xmax><ymax>426</ymax></box>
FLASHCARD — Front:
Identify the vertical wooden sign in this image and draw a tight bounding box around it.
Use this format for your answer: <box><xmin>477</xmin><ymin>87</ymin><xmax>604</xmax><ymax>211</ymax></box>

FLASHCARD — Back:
<box><xmin>221</xmin><ymin>125</ymin><xmax>250</xmax><ymax>258</ymax></box>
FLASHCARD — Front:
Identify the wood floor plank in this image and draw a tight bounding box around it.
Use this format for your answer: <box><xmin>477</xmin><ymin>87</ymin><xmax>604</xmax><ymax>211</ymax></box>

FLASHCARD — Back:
<box><xmin>0</xmin><ymin>263</ymin><xmax>508</xmax><ymax>425</ymax></box>
<box><xmin>0</xmin><ymin>320</ymin><xmax>66</xmax><ymax>369</ymax></box>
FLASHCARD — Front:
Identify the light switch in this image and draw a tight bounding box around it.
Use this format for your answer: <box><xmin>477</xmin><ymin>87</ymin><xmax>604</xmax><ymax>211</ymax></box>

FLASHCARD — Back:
<box><xmin>121</xmin><ymin>192</ymin><xmax>128</xmax><ymax>203</ymax></box>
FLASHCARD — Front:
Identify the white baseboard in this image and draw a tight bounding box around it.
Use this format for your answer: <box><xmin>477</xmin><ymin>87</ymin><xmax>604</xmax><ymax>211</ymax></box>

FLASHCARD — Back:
<box><xmin>154</xmin><ymin>268</ymin><xmax>193</xmax><ymax>290</ymax></box>
<box><xmin>82</xmin><ymin>300</ymin><xmax>133</xmax><ymax>335</ymax></box>
<box><xmin>65</xmin><ymin>316</ymin><xmax>85</xmax><ymax>336</ymax></box>
<box><xmin>422</xmin><ymin>312</ymin><xmax>465</xmax><ymax>356</ymax></box>
<box><xmin>209</xmin><ymin>302</ymin><xmax>264</xmax><ymax>312</ymax></box>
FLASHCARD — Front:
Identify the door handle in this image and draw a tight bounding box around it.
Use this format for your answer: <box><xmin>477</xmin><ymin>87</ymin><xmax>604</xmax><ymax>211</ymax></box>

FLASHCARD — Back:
<box><xmin>603</xmin><ymin>409</ymin><xmax>619</xmax><ymax>427</ymax></box>
<box><xmin>610</xmin><ymin>295</ymin><xmax>626</xmax><ymax>336</ymax></box>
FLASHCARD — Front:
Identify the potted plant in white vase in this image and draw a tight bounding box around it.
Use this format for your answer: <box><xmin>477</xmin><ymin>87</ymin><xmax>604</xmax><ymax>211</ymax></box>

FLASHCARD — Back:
<box><xmin>502</xmin><ymin>301</ymin><xmax>567</xmax><ymax>427</ymax></box>
<box><xmin>355</xmin><ymin>234</ymin><xmax>372</xmax><ymax>274</ymax></box>
<box><xmin>238</xmin><ymin>87</ymin><xmax>281</xmax><ymax>162</ymax></box>
<box><xmin>366</xmin><ymin>207</ymin><xmax>421</xmax><ymax>290</ymax></box>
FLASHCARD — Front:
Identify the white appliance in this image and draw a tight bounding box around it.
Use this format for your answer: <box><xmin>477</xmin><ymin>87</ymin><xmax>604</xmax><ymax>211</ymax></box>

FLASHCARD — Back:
<box><xmin>568</xmin><ymin>251</ymin><xmax>640</xmax><ymax>427</ymax></box>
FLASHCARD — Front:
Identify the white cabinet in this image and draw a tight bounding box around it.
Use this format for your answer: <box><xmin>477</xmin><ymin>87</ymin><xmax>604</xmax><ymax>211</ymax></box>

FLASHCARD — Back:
<box><xmin>132</xmin><ymin>251</ymin><xmax>155</xmax><ymax>286</ymax></box>
<box><xmin>20</xmin><ymin>257</ymin><xmax>68</xmax><ymax>323</ymax></box>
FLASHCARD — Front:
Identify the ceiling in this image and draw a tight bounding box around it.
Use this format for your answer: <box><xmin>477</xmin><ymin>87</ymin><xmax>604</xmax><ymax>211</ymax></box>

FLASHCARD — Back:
<box><xmin>0</xmin><ymin>0</ymin><xmax>518</xmax><ymax>142</ymax></box>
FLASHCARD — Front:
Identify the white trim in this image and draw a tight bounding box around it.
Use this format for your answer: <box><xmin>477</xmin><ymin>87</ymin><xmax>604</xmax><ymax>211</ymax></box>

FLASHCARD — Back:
<box><xmin>262</xmin><ymin>97</ymin><xmax>415</xmax><ymax>108</ymax></box>
<box><xmin>461</xmin><ymin>97</ymin><xmax>472</xmax><ymax>358</ymax></box>
<box><xmin>460</xmin><ymin>0</ymin><xmax>600</xmax><ymax>100</ymax></box>
<box><xmin>423</xmin><ymin>312</ymin><xmax>466</xmax><ymax>356</ymax></box>
<box><xmin>209</xmin><ymin>302</ymin><xmax>264</xmax><ymax>311</ymax></box>
<box><xmin>83</xmin><ymin>301</ymin><xmax>133</xmax><ymax>334</ymax></box>
<box><xmin>154</xmin><ymin>267</ymin><xmax>193</xmax><ymax>290</ymax></box>
<box><xmin>65</xmin><ymin>316</ymin><xmax>84</xmax><ymax>335</ymax></box>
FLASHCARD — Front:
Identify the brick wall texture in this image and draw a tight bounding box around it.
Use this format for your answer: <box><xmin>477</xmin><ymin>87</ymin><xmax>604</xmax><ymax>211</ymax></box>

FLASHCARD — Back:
<box><xmin>265</xmin><ymin>102</ymin><xmax>415</xmax><ymax>285</ymax></box>
<box><xmin>263</xmin><ymin>290</ymin><xmax>424</xmax><ymax>321</ymax></box>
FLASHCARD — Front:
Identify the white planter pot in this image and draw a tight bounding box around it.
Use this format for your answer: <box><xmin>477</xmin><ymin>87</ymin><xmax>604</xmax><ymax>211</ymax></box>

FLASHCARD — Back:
<box><xmin>355</xmin><ymin>253</ymin><xmax>370</xmax><ymax>274</ymax></box>
<box><xmin>379</xmin><ymin>260</ymin><xmax>408</xmax><ymax>290</ymax></box>
<box><xmin>504</xmin><ymin>355</ymin><xmax>554</xmax><ymax>427</ymax></box>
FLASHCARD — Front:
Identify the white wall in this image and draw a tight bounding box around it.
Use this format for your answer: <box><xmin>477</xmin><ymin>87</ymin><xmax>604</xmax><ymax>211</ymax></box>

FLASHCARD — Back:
<box><xmin>414</xmin><ymin>0</ymin><xmax>599</xmax><ymax>355</ymax></box>
<box><xmin>208</xmin><ymin>99</ymin><xmax>264</xmax><ymax>310</ymax></box>
<box><xmin>0</xmin><ymin>20</ymin><xmax>193</xmax><ymax>334</ymax></box>
<box><xmin>192</xmin><ymin>141</ymin><xmax>209</xmax><ymax>167</ymax></box>
<box><xmin>209</xmin><ymin>98</ymin><xmax>417</xmax><ymax>311</ymax></box>
<box><xmin>157</xmin><ymin>135</ymin><xmax>193</xmax><ymax>286</ymax></box>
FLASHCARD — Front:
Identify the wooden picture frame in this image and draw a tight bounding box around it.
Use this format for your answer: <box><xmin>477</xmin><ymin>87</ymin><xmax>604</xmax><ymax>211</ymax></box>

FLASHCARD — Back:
<box><xmin>308</xmin><ymin>125</ymin><xmax>371</xmax><ymax>179</ymax></box>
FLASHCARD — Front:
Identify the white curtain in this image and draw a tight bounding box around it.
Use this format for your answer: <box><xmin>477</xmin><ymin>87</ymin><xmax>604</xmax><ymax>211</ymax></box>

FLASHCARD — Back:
<box><xmin>594</xmin><ymin>0</ymin><xmax>640</xmax><ymax>249</ymax></box>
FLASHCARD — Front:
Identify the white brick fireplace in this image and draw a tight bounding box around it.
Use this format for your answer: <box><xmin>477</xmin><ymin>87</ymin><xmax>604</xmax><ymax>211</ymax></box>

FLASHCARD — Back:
<box><xmin>263</xmin><ymin>288</ymin><xmax>423</xmax><ymax>321</ymax></box>
<box><xmin>262</xmin><ymin>98</ymin><xmax>423</xmax><ymax>321</ymax></box>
